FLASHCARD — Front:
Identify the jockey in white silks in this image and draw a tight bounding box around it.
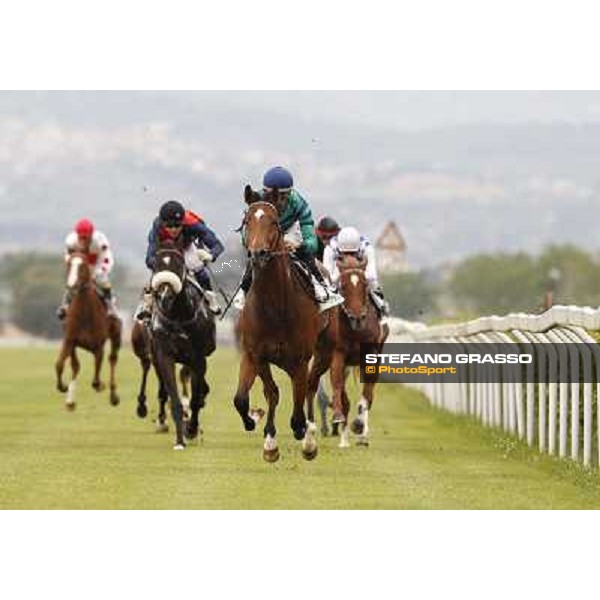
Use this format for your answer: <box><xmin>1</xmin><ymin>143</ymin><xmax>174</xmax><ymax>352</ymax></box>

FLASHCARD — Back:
<box><xmin>323</xmin><ymin>226</ymin><xmax>389</xmax><ymax>318</ymax></box>
<box><xmin>56</xmin><ymin>218</ymin><xmax>117</xmax><ymax>319</ymax></box>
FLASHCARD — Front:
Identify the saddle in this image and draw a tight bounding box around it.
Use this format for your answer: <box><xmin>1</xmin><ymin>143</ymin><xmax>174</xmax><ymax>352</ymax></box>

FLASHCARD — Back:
<box><xmin>290</xmin><ymin>256</ymin><xmax>318</xmax><ymax>303</ymax></box>
<box><xmin>184</xmin><ymin>275</ymin><xmax>220</xmax><ymax>317</ymax></box>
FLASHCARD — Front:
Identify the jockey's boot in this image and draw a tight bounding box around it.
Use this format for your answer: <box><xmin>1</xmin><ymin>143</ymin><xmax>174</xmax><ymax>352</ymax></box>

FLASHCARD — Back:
<box><xmin>370</xmin><ymin>286</ymin><xmax>390</xmax><ymax>318</ymax></box>
<box><xmin>204</xmin><ymin>290</ymin><xmax>222</xmax><ymax>315</ymax></box>
<box><xmin>233</xmin><ymin>264</ymin><xmax>253</xmax><ymax>310</ymax></box>
<box><xmin>135</xmin><ymin>287</ymin><xmax>153</xmax><ymax>322</ymax></box>
<box><xmin>56</xmin><ymin>289</ymin><xmax>72</xmax><ymax>320</ymax></box>
<box><xmin>302</xmin><ymin>253</ymin><xmax>344</xmax><ymax>310</ymax></box>
<box><xmin>101</xmin><ymin>288</ymin><xmax>118</xmax><ymax>317</ymax></box>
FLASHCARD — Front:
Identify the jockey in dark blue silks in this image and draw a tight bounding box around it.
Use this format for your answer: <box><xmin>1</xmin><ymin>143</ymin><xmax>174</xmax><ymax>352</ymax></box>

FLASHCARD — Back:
<box><xmin>136</xmin><ymin>200</ymin><xmax>224</xmax><ymax>320</ymax></box>
<box><xmin>234</xmin><ymin>166</ymin><xmax>342</xmax><ymax>311</ymax></box>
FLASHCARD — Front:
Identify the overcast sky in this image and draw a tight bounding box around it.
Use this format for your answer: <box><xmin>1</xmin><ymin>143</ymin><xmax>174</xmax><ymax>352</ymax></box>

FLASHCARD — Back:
<box><xmin>4</xmin><ymin>91</ymin><xmax>600</xmax><ymax>132</ymax></box>
<box><xmin>206</xmin><ymin>91</ymin><xmax>600</xmax><ymax>131</ymax></box>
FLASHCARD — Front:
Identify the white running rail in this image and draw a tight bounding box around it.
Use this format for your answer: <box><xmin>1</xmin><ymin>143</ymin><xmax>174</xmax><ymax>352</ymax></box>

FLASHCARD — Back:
<box><xmin>386</xmin><ymin>305</ymin><xmax>600</xmax><ymax>468</ymax></box>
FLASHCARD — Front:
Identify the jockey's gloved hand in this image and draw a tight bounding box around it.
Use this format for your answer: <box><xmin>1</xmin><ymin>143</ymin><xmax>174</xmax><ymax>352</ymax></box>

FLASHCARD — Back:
<box><xmin>196</xmin><ymin>248</ymin><xmax>213</xmax><ymax>264</ymax></box>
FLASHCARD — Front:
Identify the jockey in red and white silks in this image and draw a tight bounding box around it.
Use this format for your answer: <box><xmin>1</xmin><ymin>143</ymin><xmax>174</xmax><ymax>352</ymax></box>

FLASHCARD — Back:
<box><xmin>65</xmin><ymin>223</ymin><xmax>114</xmax><ymax>287</ymax></box>
<box><xmin>57</xmin><ymin>218</ymin><xmax>116</xmax><ymax>319</ymax></box>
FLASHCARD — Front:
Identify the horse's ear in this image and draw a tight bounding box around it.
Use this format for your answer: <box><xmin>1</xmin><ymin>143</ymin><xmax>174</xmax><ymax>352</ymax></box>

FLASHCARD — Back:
<box><xmin>244</xmin><ymin>185</ymin><xmax>255</xmax><ymax>205</ymax></box>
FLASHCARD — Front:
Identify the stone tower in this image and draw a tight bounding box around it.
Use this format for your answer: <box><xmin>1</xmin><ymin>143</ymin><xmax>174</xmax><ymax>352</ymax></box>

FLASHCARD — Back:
<box><xmin>375</xmin><ymin>220</ymin><xmax>407</xmax><ymax>273</ymax></box>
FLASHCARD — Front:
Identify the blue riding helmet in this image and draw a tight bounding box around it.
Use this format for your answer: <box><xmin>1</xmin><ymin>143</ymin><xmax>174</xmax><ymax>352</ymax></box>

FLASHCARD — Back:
<box><xmin>263</xmin><ymin>166</ymin><xmax>294</xmax><ymax>191</ymax></box>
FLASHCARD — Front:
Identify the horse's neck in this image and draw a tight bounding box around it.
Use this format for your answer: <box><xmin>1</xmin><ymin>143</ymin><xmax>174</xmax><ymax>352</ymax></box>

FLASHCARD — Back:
<box><xmin>342</xmin><ymin>295</ymin><xmax>380</xmax><ymax>338</ymax></box>
<box><xmin>70</xmin><ymin>287</ymin><xmax>103</xmax><ymax>325</ymax></box>
<box><xmin>172</xmin><ymin>282</ymin><xmax>202</xmax><ymax>321</ymax></box>
<box><xmin>252</xmin><ymin>256</ymin><xmax>299</xmax><ymax>318</ymax></box>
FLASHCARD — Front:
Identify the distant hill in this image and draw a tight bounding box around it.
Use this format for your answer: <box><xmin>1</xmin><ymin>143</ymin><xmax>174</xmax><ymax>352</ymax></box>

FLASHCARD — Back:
<box><xmin>0</xmin><ymin>92</ymin><xmax>599</xmax><ymax>273</ymax></box>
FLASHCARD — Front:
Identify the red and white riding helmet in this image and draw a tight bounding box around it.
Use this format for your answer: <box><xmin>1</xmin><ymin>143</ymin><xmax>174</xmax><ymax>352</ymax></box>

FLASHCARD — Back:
<box><xmin>75</xmin><ymin>218</ymin><xmax>95</xmax><ymax>238</ymax></box>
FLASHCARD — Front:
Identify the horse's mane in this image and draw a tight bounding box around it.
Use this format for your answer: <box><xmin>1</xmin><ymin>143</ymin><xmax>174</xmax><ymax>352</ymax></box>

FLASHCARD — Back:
<box><xmin>338</xmin><ymin>254</ymin><xmax>366</xmax><ymax>272</ymax></box>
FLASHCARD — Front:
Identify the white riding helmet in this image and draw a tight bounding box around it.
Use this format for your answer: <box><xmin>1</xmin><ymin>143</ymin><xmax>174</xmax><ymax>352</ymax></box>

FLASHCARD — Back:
<box><xmin>337</xmin><ymin>227</ymin><xmax>361</xmax><ymax>252</ymax></box>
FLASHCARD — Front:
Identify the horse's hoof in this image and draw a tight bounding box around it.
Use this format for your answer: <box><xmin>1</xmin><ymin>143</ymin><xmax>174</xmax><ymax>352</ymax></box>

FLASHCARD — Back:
<box><xmin>65</xmin><ymin>402</ymin><xmax>76</xmax><ymax>412</ymax></box>
<box><xmin>331</xmin><ymin>422</ymin><xmax>340</xmax><ymax>437</ymax></box>
<box><xmin>263</xmin><ymin>448</ymin><xmax>280</xmax><ymax>463</ymax></box>
<box><xmin>136</xmin><ymin>403</ymin><xmax>148</xmax><ymax>419</ymax></box>
<box><xmin>173</xmin><ymin>443</ymin><xmax>186</xmax><ymax>451</ymax></box>
<box><xmin>92</xmin><ymin>382</ymin><xmax>106</xmax><ymax>392</ymax></box>
<box><xmin>320</xmin><ymin>425</ymin><xmax>329</xmax><ymax>437</ymax></box>
<box><xmin>109</xmin><ymin>393</ymin><xmax>120</xmax><ymax>406</ymax></box>
<box><xmin>155</xmin><ymin>422</ymin><xmax>169</xmax><ymax>434</ymax></box>
<box><xmin>332</xmin><ymin>411</ymin><xmax>345</xmax><ymax>424</ymax></box>
<box><xmin>57</xmin><ymin>384</ymin><xmax>68</xmax><ymax>394</ymax></box>
<box><xmin>292</xmin><ymin>428</ymin><xmax>306</xmax><ymax>441</ymax></box>
<box><xmin>186</xmin><ymin>424</ymin><xmax>199</xmax><ymax>440</ymax></box>
<box><xmin>302</xmin><ymin>446</ymin><xmax>318</xmax><ymax>461</ymax></box>
<box><xmin>350</xmin><ymin>418</ymin><xmax>364</xmax><ymax>435</ymax></box>
<box><xmin>243</xmin><ymin>417</ymin><xmax>256</xmax><ymax>432</ymax></box>
<box><xmin>356</xmin><ymin>438</ymin><xmax>370</xmax><ymax>447</ymax></box>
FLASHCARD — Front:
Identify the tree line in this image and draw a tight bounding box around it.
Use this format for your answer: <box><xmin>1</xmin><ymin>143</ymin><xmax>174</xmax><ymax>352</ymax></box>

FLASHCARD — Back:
<box><xmin>383</xmin><ymin>244</ymin><xmax>600</xmax><ymax>321</ymax></box>
<box><xmin>2</xmin><ymin>244</ymin><xmax>600</xmax><ymax>338</ymax></box>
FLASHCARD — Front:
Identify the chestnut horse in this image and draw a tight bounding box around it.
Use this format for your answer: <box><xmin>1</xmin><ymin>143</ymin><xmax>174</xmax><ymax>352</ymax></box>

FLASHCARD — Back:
<box><xmin>307</xmin><ymin>254</ymin><xmax>388</xmax><ymax>447</ymax></box>
<box><xmin>55</xmin><ymin>251</ymin><xmax>122</xmax><ymax>409</ymax></box>
<box><xmin>148</xmin><ymin>240</ymin><xmax>215</xmax><ymax>449</ymax></box>
<box><xmin>233</xmin><ymin>186</ymin><xmax>329</xmax><ymax>462</ymax></box>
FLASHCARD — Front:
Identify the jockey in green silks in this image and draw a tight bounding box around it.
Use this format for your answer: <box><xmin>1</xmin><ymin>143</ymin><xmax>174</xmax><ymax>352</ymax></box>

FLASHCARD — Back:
<box><xmin>235</xmin><ymin>166</ymin><xmax>342</xmax><ymax>312</ymax></box>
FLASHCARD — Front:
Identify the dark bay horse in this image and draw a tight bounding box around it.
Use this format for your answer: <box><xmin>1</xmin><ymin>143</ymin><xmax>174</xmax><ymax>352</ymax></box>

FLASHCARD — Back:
<box><xmin>55</xmin><ymin>251</ymin><xmax>122</xmax><ymax>409</ymax></box>
<box><xmin>307</xmin><ymin>254</ymin><xmax>388</xmax><ymax>447</ymax></box>
<box><xmin>148</xmin><ymin>240</ymin><xmax>215</xmax><ymax>449</ymax></box>
<box><xmin>131</xmin><ymin>322</ymin><xmax>192</xmax><ymax>433</ymax></box>
<box><xmin>234</xmin><ymin>186</ymin><xmax>329</xmax><ymax>462</ymax></box>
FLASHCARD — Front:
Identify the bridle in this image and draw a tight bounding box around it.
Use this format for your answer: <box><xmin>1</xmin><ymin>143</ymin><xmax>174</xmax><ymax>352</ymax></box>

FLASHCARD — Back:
<box><xmin>242</xmin><ymin>201</ymin><xmax>288</xmax><ymax>267</ymax></box>
<box><xmin>151</xmin><ymin>246</ymin><xmax>189</xmax><ymax>324</ymax></box>
<box><xmin>66</xmin><ymin>253</ymin><xmax>93</xmax><ymax>294</ymax></box>
<box><xmin>339</xmin><ymin>262</ymin><xmax>369</xmax><ymax>329</ymax></box>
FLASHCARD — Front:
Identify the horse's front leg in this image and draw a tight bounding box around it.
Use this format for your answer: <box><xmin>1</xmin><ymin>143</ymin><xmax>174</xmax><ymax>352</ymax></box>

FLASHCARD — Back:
<box><xmin>307</xmin><ymin>347</ymin><xmax>332</xmax><ymax>437</ymax></box>
<box><xmin>329</xmin><ymin>351</ymin><xmax>346</xmax><ymax>421</ymax></box>
<box><xmin>55</xmin><ymin>341</ymin><xmax>72</xmax><ymax>395</ymax></box>
<box><xmin>291</xmin><ymin>362</ymin><xmax>317</xmax><ymax>460</ymax></box>
<box><xmin>156</xmin><ymin>375</ymin><xmax>169</xmax><ymax>433</ymax></box>
<box><xmin>330</xmin><ymin>351</ymin><xmax>350</xmax><ymax>448</ymax></box>
<box><xmin>136</xmin><ymin>354</ymin><xmax>151</xmax><ymax>418</ymax></box>
<box><xmin>66</xmin><ymin>348</ymin><xmax>81</xmax><ymax>409</ymax></box>
<box><xmin>352</xmin><ymin>381</ymin><xmax>375</xmax><ymax>446</ymax></box>
<box><xmin>186</xmin><ymin>357</ymin><xmax>208</xmax><ymax>441</ymax></box>
<box><xmin>155</xmin><ymin>348</ymin><xmax>185</xmax><ymax>449</ymax></box>
<box><xmin>258</xmin><ymin>363</ymin><xmax>280</xmax><ymax>462</ymax></box>
<box><xmin>92</xmin><ymin>346</ymin><xmax>105</xmax><ymax>392</ymax></box>
<box><xmin>233</xmin><ymin>352</ymin><xmax>259</xmax><ymax>432</ymax></box>
<box><xmin>108</xmin><ymin>322</ymin><xmax>121</xmax><ymax>406</ymax></box>
<box><xmin>180</xmin><ymin>365</ymin><xmax>191</xmax><ymax>413</ymax></box>
<box><xmin>289</xmin><ymin>361</ymin><xmax>308</xmax><ymax>441</ymax></box>
<box><xmin>317</xmin><ymin>379</ymin><xmax>330</xmax><ymax>436</ymax></box>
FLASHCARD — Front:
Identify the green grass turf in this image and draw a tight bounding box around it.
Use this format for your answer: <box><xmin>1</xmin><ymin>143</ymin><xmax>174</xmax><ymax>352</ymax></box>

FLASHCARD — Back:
<box><xmin>1</xmin><ymin>346</ymin><xmax>600</xmax><ymax>509</ymax></box>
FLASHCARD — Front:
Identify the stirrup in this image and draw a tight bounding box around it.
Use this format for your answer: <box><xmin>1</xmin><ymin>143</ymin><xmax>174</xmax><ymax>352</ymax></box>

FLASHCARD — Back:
<box><xmin>233</xmin><ymin>290</ymin><xmax>245</xmax><ymax>310</ymax></box>
<box><xmin>204</xmin><ymin>291</ymin><xmax>222</xmax><ymax>315</ymax></box>
<box><xmin>135</xmin><ymin>307</ymin><xmax>152</xmax><ymax>322</ymax></box>
<box><xmin>318</xmin><ymin>291</ymin><xmax>344</xmax><ymax>313</ymax></box>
